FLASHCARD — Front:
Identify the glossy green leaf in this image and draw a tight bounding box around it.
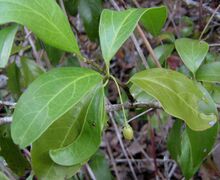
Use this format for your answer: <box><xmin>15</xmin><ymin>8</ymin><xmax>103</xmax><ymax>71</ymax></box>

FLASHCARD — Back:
<box><xmin>0</xmin><ymin>124</ymin><xmax>30</xmax><ymax>176</ymax></box>
<box><xmin>196</xmin><ymin>62</ymin><xmax>220</xmax><ymax>83</ymax></box>
<box><xmin>50</xmin><ymin>85</ymin><xmax>106</xmax><ymax>166</ymax></box>
<box><xmin>168</xmin><ymin>120</ymin><xmax>218</xmax><ymax>179</ymax></box>
<box><xmin>175</xmin><ymin>38</ymin><xmax>209</xmax><ymax>74</ymax></box>
<box><xmin>130</xmin><ymin>84</ymin><xmax>154</xmax><ymax>103</ymax></box>
<box><xmin>19</xmin><ymin>58</ymin><xmax>45</xmax><ymax>88</ymax></box>
<box><xmin>11</xmin><ymin>67</ymin><xmax>103</xmax><ymax>148</ymax></box>
<box><xmin>78</xmin><ymin>0</ymin><xmax>102</xmax><ymax>41</ymax></box>
<box><xmin>89</xmin><ymin>151</ymin><xmax>112</xmax><ymax>180</ymax></box>
<box><xmin>99</xmin><ymin>6</ymin><xmax>167</xmax><ymax>66</ymax></box>
<box><xmin>140</xmin><ymin>6</ymin><xmax>167</xmax><ymax>36</ymax></box>
<box><xmin>148</xmin><ymin>44</ymin><xmax>174</xmax><ymax>68</ymax></box>
<box><xmin>0</xmin><ymin>0</ymin><xmax>80</xmax><ymax>54</ymax></box>
<box><xmin>32</xmin><ymin>105</ymin><xmax>84</xmax><ymax>179</ymax></box>
<box><xmin>0</xmin><ymin>25</ymin><xmax>18</xmax><ymax>68</ymax></box>
<box><xmin>6</xmin><ymin>62</ymin><xmax>21</xmax><ymax>99</ymax></box>
<box><xmin>130</xmin><ymin>68</ymin><xmax>218</xmax><ymax>131</ymax></box>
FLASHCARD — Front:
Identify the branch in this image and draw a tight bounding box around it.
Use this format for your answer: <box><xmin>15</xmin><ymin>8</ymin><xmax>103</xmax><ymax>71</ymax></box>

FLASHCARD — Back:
<box><xmin>0</xmin><ymin>101</ymin><xmax>16</xmax><ymax>108</ymax></box>
<box><xmin>136</xmin><ymin>25</ymin><xmax>161</xmax><ymax>68</ymax></box>
<box><xmin>106</xmin><ymin>102</ymin><xmax>161</xmax><ymax>112</ymax></box>
<box><xmin>0</xmin><ymin>117</ymin><xmax>12</xmax><ymax>125</ymax></box>
<box><xmin>24</xmin><ymin>28</ymin><xmax>42</xmax><ymax>66</ymax></box>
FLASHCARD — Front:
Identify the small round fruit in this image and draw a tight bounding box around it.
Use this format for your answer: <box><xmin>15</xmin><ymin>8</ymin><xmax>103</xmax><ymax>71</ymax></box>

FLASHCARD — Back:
<box><xmin>122</xmin><ymin>125</ymin><xmax>134</xmax><ymax>140</ymax></box>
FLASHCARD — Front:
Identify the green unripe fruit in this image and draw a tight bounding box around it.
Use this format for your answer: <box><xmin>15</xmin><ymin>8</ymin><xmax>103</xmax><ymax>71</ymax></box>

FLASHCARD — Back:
<box><xmin>122</xmin><ymin>125</ymin><xmax>134</xmax><ymax>140</ymax></box>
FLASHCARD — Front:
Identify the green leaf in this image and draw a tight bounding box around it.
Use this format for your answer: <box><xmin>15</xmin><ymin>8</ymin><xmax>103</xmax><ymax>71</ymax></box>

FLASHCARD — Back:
<box><xmin>78</xmin><ymin>0</ymin><xmax>102</xmax><ymax>41</ymax></box>
<box><xmin>157</xmin><ymin>32</ymin><xmax>175</xmax><ymax>43</ymax></box>
<box><xmin>32</xmin><ymin>106</ymin><xmax>84</xmax><ymax>179</ymax></box>
<box><xmin>11</xmin><ymin>67</ymin><xmax>103</xmax><ymax>148</ymax></box>
<box><xmin>19</xmin><ymin>58</ymin><xmax>45</xmax><ymax>88</ymax></box>
<box><xmin>175</xmin><ymin>38</ymin><xmax>209</xmax><ymax>74</ymax></box>
<box><xmin>167</xmin><ymin>120</ymin><xmax>182</xmax><ymax>160</ymax></box>
<box><xmin>6</xmin><ymin>62</ymin><xmax>21</xmax><ymax>99</ymax></box>
<box><xmin>168</xmin><ymin>120</ymin><xmax>218</xmax><ymax>179</ymax></box>
<box><xmin>0</xmin><ymin>25</ymin><xmax>18</xmax><ymax>68</ymax></box>
<box><xmin>89</xmin><ymin>151</ymin><xmax>112</xmax><ymax>180</ymax></box>
<box><xmin>64</xmin><ymin>0</ymin><xmax>79</xmax><ymax>16</ymax></box>
<box><xmin>196</xmin><ymin>62</ymin><xmax>220</xmax><ymax>83</ymax></box>
<box><xmin>0</xmin><ymin>0</ymin><xmax>80</xmax><ymax>54</ymax></box>
<box><xmin>44</xmin><ymin>44</ymin><xmax>64</xmax><ymax>65</ymax></box>
<box><xmin>212</xmin><ymin>85</ymin><xmax>220</xmax><ymax>104</ymax></box>
<box><xmin>140</xmin><ymin>6</ymin><xmax>167</xmax><ymax>36</ymax></box>
<box><xmin>130</xmin><ymin>84</ymin><xmax>154</xmax><ymax>103</ymax></box>
<box><xmin>50</xmin><ymin>85</ymin><xmax>106</xmax><ymax>166</ymax></box>
<box><xmin>148</xmin><ymin>44</ymin><xmax>174</xmax><ymax>68</ymax></box>
<box><xmin>0</xmin><ymin>124</ymin><xmax>30</xmax><ymax>176</ymax></box>
<box><xmin>130</xmin><ymin>68</ymin><xmax>218</xmax><ymax>131</ymax></box>
<box><xmin>99</xmin><ymin>6</ymin><xmax>167</xmax><ymax>66</ymax></box>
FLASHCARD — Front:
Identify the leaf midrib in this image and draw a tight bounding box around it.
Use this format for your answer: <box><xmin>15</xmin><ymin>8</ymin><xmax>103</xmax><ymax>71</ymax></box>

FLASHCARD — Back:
<box><xmin>0</xmin><ymin>0</ymin><xmax>72</xmax><ymax>47</ymax></box>
<box><xmin>18</xmin><ymin>73</ymin><xmax>100</xmax><ymax>147</ymax></box>
<box><xmin>133</xmin><ymin>76</ymin><xmax>199</xmax><ymax>117</ymax></box>
<box><xmin>52</xmin><ymin>86</ymin><xmax>101</xmax><ymax>161</ymax></box>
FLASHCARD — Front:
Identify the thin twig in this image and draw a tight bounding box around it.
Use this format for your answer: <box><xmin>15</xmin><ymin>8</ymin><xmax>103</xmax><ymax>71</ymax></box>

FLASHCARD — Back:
<box><xmin>131</xmin><ymin>34</ymin><xmax>149</xmax><ymax>68</ymax></box>
<box><xmin>209</xmin><ymin>43</ymin><xmax>220</xmax><ymax>47</ymax></box>
<box><xmin>113</xmin><ymin>158</ymin><xmax>175</xmax><ymax>164</ymax></box>
<box><xmin>168</xmin><ymin>163</ymin><xmax>177</xmax><ymax>179</ymax></box>
<box><xmin>85</xmin><ymin>164</ymin><xmax>97</xmax><ymax>180</ymax></box>
<box><xmin>136</xmin><ymin>25</ymin><xmax>161</xmax><ymax>68</ymax></box>
<box><xmin>105</xmin><ymin>135</ymin><xmax>120</xmax><ymax>180</ymax></box>
<box><xmin>59</xmin><ymin>0</ymin><xmax>68</xmax><ymax>17</ymax></box>
<box><xmin>106</xmin><ymin>102</ymin><xmax>160</xmax><ymax>112</ymax></box>
<box><xmin>24</xmin><ymin>28</ymin><xmax>42</xmax><ymax>66</ymax></box>
<box><xmin>4</xmin><ymin>100</ymin><xmax>220</xmax><ymax>113</ymax></box>
<box><xmin>127</xmin><ymin>108</ymin><xmax>154</xmax><ymax>123</ymax></box>
<box><xmin>131</xmin><ymin>0</ymin><xmax>140</xmax><ymax>8</ymax></box>
<box><xmin>149</xmin><ymin>122</ymin><xmax>159</xmax><ymax>177</ymax></box>
<box><xmin>199</xmin><ymin>4</ymin><xmax>220</xmax><ymax>40</ymax></box>
<box><xmin>109</xmin><ymin>111</ymin><xmax>138</xmax><ymax>180</ymax></box>
<box><xmin>0</xmin><ymin>101</ymin><xmax>16</xmax><ymax>107</ymax></box>
<box><xmin>0</xmin><ymin>117</ymin><xmax>12</xmax><ymax>125</ymax></box>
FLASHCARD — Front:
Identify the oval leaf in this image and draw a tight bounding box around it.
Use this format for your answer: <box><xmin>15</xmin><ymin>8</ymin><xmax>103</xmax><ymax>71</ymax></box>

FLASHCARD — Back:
<box><xmin>11</xmin><ymin>67</ymin><xmax>103</xmax><ymax>148</ymax></box>
<box><xmin>0</xmin><ymin>25</ymin><xmax>18</xmax><ymax>68</ymax></box>
<box><xmin>168</xmin><ymin>120</ymin><xmax>218</xmax><ymax>179</ymax></box>
<box><xmin>196</xmin><ymin>62</ymin><xmax>220</xmax><ymax>83</ymax></box>
<box><xmin>99</xmin><ymin>6</ymin><xmax>167</xmax><ymax>66</ymax></box>
<box><xmin>31</xmin><ymin>102</ymin><xmax>87</xmax><ymax>179</ymax></box>
<box><xmin>130</xmin><ymin>68</ymin><xmax>218</xmax><ymax>131</ymax></box>
<box><xmin>50</xmin><ymin>86</ymin><xmax>106</xmax><ymax>166</ymax></box>
<box><xmin>175</xmin><ymin>38</ymin><xmax>209</xmax><ymax>74</ymax></box>
<box><xmin>0</xmin><ymin>0</ymin><xmax>80</xmax><ymax>54</ymax></box>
